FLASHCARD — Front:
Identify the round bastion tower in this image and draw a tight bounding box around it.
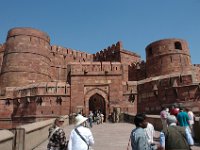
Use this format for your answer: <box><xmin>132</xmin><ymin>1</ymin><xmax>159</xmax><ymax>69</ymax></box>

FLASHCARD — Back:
<box><xmin>145</xmin><ymin>38</ymin><xmax>192</xmax><ymax>78</ymax></box>
<box><xmin>0</xmin><ymin>27</ymin><xmax>51</xmax><ymax>88</ymax></box>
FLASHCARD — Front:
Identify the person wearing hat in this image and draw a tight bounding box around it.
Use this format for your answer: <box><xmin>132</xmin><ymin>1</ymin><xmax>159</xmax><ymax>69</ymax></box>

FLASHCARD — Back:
<box><xmin>47</xmin><ymin>116</ymin><xmax>67</xmax><ymax>150</ymax></box>
<box><xmin>68</xmin><ymin>114</ymin><xmax>94</xmax><ymax>150</ymax></box>
<box><xmin>159</xmin><ymin>115</ymin><xmax>194</xmax><ymax>150</ymax></box>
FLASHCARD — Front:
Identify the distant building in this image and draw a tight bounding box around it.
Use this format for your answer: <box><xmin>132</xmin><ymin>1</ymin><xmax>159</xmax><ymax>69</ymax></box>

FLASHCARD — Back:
<box><xmin>0</xmin><ymin>27</ymin><xmax>199</xmax><ymax>128</ymax></box>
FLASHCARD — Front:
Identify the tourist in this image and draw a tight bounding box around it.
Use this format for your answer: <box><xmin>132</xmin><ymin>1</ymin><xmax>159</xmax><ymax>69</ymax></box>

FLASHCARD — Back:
<box><xmin>130</xmin><ymin>113</ymin><xmax>156</xmax><ymax>150</ymax></box>
<box><xmin>68</xmin><ymin>114</ymin><xmax>94</xmax><ymax>150</ymax></box>
<box><xmin>177</xmin><ymin>107</ymin><xmax>190</xmax><ymax>128</ymax></box>
<box><xmin>47</xmin><ymin>116</ymin><xmax>67</xmax><ymax>150</ymax></box>
<box><xmin>144</xmin><ymin>121</ymin><xmax>155</xmax><ymax>145</ymax></box>
<box><xmin>170</xmin><ymin>105</ymin><xmax>179</xmax><ymax>117</ymax></box>
<box><xmin>100</xmin><ymin>113</ymin><xmax>104</xmax><ymax>124</ymax></box>
<box><xmin>160</xmin><ymin>115</ymin><xmax>194</xmax><ymax>150</ymax></box>
<box><xmin>88</xmin><ymin>110</ymin><xmax>94</xmax><ymax>128</ymax></box>
<box><xmin>96</xmin><ymin>112</ymin><xmax>101</xmax><ymax>125</ymax></box>
<box><xmin>186</xmin><ymin>108</ymin><xmax>195</xmax><ymax>138</ymax></box>
<box><xmin>160</xmin><ymin>107</ymin><xmax>169</xmax><ymax>131</ymax></box>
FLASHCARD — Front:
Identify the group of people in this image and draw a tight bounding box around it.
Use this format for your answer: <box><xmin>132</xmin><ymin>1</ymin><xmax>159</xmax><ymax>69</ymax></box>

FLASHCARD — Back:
<box><xmin>87</xmin><ymin>110</ymin><xmax>104</xmax><ymax>128</ymax></box>
<box><xmin>160</xmin><ymin>106</ymin><xmax>195</xmax><ymax>138</ymax></box>
<box><xmin>47</xmin><ymin>106</ymin><xmax>196</xmax><ymax>150</ymax></box>
<box><xmin>130</xmin><ymin>106</ymin><xmax>195</xmax><ymax>150</ymax></box>
<box><xmin>47</xmin><ymin>114</ymin><xmax>94</xmax><ymax>150</ymax></box>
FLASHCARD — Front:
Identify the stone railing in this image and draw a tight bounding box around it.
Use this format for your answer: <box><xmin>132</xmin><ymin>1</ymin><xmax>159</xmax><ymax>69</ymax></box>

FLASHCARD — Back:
<box><xmin>0</xmin><ymin>130</ymin><xmax>14</xmax><ymax>150</ymax></box>
<box><xmin>0</xmin><ymin>115</ymin><xmax>69</xmax><ymax>150</ymax></box>
<box><xmin>123</xmin><ymin>113</ymin><xmax>200</xmax><ymax>143</ymax></box>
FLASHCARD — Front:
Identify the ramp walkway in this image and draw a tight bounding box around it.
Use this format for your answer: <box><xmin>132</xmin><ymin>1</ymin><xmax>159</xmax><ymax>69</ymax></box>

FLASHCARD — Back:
<box><xmin>34</xmin><ymin>122</ymin><xmax>200</xmax><ymax>150</ymax></box>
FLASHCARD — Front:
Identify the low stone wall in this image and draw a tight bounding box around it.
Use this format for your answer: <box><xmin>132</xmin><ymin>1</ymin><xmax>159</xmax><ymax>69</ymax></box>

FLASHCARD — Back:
<box><xmin>123</xmin><ymin>113</ymin><xmax>200</xmax><ymax>142</ymax></box>
<box><xmin>0</xmin><ymin>130</ymin><xmax>14</xmax><ymax>150</ymax></box>
<box><xmin>19</xmin><ymin>115</ymin><xmax>69</xmax><ymax>150</ymax></box>
<box><xmin>0</xmin><ymin>115</ymin><xmax>69</xmax><ymax>150</ymax></box>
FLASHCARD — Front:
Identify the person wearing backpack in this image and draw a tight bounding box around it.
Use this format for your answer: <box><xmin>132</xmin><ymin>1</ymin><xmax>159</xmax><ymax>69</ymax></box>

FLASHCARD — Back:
<box><xmin>159</xmin><ymin>115</ymin><xmax>194</xmax><ymax>150</ymax></box>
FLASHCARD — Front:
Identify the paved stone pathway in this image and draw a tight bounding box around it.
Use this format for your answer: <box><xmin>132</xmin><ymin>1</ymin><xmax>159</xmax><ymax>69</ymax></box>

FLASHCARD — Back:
<box><xmin>34</xmin><ymin>122</ymin><xmax>200</xmax><ymax>150</ymax></box>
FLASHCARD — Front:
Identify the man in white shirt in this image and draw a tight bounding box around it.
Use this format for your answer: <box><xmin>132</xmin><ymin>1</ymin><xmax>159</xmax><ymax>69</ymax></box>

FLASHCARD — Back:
<box><xmin>68</xmin><ymin>114</ymin><xmax>95</xmax><ymax>150</ymax></box>
<box><xmin>144</xmin><ymin>122</ymin><xmax>155</xmax><ymax>144</ymax></box>
<box><xmin>186</xmin><ymin>108</ymin><xmax>195</xmax><ymax>138</ymax></box>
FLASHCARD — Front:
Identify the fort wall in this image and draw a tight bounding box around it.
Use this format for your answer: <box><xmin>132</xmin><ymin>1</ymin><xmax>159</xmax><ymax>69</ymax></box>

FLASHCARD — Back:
<box><xmin>93</xmin><ymin>41</ymin><xmax>141</xmax><ymax>65</ymax></box>
<box><xmin>128</xmin><ymin>61</ymin><xmax>146</xmax><ymax>81</ymax></box>
<box><xmin>93</xmin><ymin>42</ymin><xmax>122</xmax><ymax>62</ymax></box>
<box><xmin>120</xmin><ymin>49</ymin><xmax>141</xmax><ymax>65</ymax></box>
<box><xmin>69</xmin><ymin>61</ymin><xmax>122</xmax><ymax>75</ymax></box>
<box><xmin>122</xmin><ymin>81</ymin><xmax>137</xmax><ymax>113</ymax></box>
<box><xmin>137</xmin><ymin>73</ymin><xmax>199</xmax><ymax>113</ymax></box>
<box><xmin>50</xmin><ymin>45</ymin><xmax>92</xmax><ymax>81</ymax></box>
<box><xmin>0</xmin><ymin>82</ymin><xmax>70</xmax><ymax>127</ymax></box>
<box><xmin>0</xmin><ymin>27</ymin><xmax>200</xmax><ymax>126</ymax></box>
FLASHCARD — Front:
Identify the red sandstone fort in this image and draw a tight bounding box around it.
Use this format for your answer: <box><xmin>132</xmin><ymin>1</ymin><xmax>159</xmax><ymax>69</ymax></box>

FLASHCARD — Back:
<box><xmin>0</xmin><ymin>27</ymin><xmax>200</xmax><ymax>128</ymax></box>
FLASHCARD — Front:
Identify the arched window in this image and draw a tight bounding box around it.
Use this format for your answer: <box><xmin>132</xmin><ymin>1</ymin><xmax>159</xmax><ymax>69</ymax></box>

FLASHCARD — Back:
<box><xmin>175</xmin><ymin>42</ymin><xmax>182</xmax><ymax>50</ymax></box>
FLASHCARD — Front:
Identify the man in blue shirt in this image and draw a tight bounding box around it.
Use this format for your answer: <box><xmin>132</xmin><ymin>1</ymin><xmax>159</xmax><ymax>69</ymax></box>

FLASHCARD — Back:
<box><xmin>177</xmin><ymin>107</ymin><xmax>190</xmax><ymax>127</ymax></box>
<box><xmin>130</xmin><ymin>113</ymin><xmax>156</xmax><ymax>150</ymax></box>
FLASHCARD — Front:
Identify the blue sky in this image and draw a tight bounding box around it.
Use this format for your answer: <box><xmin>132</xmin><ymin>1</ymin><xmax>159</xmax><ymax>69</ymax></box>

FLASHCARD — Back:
<box><xmin>0</xmin><ymin>0</ymin><xmax>200</xmax><ymax>64</ymax></box>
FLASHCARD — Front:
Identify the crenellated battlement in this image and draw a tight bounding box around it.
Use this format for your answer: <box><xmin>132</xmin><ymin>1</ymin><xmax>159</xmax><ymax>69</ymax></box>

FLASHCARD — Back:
<box><xmin>50</xmin><ymin>45</ymin><xmax>93</xmax><ymax>62</ymax></box>
<box><xmin>93</xmin><ymin>41</ymin><xmax>141</xmax><ymax>65</ymax></box>
<box><xmin>93</xmin><ymin>41</ymin><xmax>123</xmax><ymax>61</ymax></box>
<box><xmin>68</xmin><ymin>61</ymin><xmax>122</xmax><ymax>75</ymax></box>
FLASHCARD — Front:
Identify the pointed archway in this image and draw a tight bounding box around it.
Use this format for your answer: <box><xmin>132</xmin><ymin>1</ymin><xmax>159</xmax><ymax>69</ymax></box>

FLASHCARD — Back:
<box><xmin>84</xmin><ymin>87</ymin><xmax>109</xmax><ymax>121</ymax></box>
<box><xmin>89</xmin><ymin>93</ymin><xmax>106</xmax><ymax>119</ymax></box>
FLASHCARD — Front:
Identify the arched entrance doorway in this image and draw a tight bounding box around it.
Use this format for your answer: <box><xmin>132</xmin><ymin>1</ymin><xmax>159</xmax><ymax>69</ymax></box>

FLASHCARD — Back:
<box><xmin>89</xmin><ymin>93</ymin><xmax>106</xmax><ymax>122</ymax></box>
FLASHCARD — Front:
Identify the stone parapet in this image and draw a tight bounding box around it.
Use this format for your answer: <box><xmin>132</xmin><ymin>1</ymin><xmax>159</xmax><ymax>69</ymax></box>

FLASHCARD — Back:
<box><xmin>0</xmin><ymin>130</ymin><xmax>14</xmax><ymax>150</ymax></box>
<box><xmin>1</xmin><ymin>115</ymin><xmax>69</xmax><ymax>150</ymax></box>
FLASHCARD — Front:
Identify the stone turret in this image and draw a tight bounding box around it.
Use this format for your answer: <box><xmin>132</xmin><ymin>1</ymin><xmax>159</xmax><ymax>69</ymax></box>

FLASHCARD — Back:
<box><xmin>145</xmin><ymin>38</ymin><xmax>192</xmax><ymax>78</ymax></box>
<box><xmin>0</xmin><ymin>27</ymin><xmax>51</xmax><ymax>88</ymax></box>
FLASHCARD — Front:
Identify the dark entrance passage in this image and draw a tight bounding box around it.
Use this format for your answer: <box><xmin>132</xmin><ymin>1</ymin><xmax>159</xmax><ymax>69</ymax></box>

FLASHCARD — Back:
<box><xmin>89</xmin><ymin>93</ymin><xmax>106</xmax><ymax>121</ymax></box>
